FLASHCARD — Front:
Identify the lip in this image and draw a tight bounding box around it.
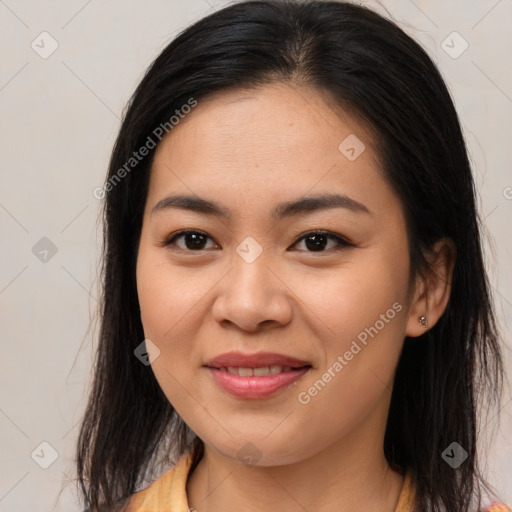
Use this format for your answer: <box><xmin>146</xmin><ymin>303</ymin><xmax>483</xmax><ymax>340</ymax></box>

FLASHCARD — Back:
<box><xmin>206</xmin><ymin>366</ymin><xmax>311</xmax><ymax>399</ymax></box>
<box><xmin>204</xmin><ymin>351</ymin><xmax>311</xmax><ymax>369</ymax></box>
<box><xmin>204</xmin><ymin>351</ymin><xmax>312</xmax><ymax>399</ymax></box>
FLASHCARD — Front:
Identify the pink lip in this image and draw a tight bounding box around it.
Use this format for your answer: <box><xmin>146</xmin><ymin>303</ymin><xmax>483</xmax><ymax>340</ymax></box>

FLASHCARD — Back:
<box><xmin>205</xmin><ymin>351</ymin><xmax>311</xmax><ymax>369</ymax></box>
<box><xmin>204</xmin><ymin>351</ymin><xmax>312</xmax><ymax>399</ymax></box>
<box><xmin>206</xmin><ymin>366</ymin><xmax>311</xmax><ymax>399</ymax></box>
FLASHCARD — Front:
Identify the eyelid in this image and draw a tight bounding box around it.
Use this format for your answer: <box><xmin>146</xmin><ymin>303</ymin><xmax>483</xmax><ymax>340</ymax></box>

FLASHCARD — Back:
<box><xmin>158</xmin><ymin>229</ymin><xmax>218</xmax><ymax>249</ymax></box>
<box><xmin>292</xmin><ymin>229</ymin><xmax>353</xmax><ymax>250</ymax></box>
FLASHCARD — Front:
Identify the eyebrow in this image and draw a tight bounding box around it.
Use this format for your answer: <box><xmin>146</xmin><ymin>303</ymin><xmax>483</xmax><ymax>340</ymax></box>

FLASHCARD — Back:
<box><xmin>151</xmin><ymin>193</ymin><xmax>371</xmax><ymax>219</ymax></box>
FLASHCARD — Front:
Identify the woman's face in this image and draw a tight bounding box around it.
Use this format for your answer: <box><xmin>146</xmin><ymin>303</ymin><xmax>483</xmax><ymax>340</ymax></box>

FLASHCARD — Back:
<box><xmin>136</xmin><ymin>83</ymin><xmax>421</xmax><ymax>466</ymax></box>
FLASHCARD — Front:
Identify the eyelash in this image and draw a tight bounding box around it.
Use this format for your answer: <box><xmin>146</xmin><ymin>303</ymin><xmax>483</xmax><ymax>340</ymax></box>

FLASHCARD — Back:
<box><xmin>159</xmin><ymin>229</ymin><xmax>353</xmax><ymax>254</ymax></box>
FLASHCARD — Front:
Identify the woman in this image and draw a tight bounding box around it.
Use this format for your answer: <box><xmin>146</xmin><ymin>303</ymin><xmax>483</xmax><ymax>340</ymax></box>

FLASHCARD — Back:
<box><xmin>76</xmin><ymin>1</ymin><xmax>510</xmax><ymax>511</ymax></box>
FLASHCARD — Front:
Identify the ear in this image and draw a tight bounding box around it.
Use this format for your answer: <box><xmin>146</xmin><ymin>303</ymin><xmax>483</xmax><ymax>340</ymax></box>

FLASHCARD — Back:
<box><xmin>405</xmin><ymin>237</ymin><xmax>456</xmax><ymax>337</ymax></box>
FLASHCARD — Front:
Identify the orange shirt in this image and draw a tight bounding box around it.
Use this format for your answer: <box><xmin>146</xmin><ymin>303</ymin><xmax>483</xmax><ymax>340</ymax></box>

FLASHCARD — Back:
<box><xmin>123</xmin><ymin>450</ymin><xmax>509</xmax><ymax>512</ymax></box>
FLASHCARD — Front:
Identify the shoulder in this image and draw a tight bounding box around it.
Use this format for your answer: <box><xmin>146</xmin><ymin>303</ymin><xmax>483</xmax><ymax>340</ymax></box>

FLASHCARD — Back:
<box><xmin>483</xmin><ymin>504</ymin><xmax>512</xmax><ymax>512</ymax></box>
<box><xmin>122</xmin><ymin>466</ymin><xmax>178</xmax><ymax>512</ymax></box>
<box><xmin>397</xmin><ymin>471</ymin><xmax>511</xmax><ymax>512</ymax></box>
<box><xmin>123</xmin><ymin>450</ymin><xmax>194</xmax><ymax>512</ymax></box>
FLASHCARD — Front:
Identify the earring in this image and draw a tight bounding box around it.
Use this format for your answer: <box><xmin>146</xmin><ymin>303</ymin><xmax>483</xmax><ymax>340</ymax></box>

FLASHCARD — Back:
<box><xmin>419</xmin><ymin>315</ymin><xmax>429</xmax><ymax>328</ymax></box>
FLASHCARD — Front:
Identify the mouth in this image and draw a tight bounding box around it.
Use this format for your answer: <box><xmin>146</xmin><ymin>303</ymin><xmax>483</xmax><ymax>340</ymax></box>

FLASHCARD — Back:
<box><xmin>210</xmin><ymin>365</ymin><xmax>311</xmax><ymax>376</ymax></box>
<box><xmin>204</xmin><ymin>351</ymin><xmax>312</xmax><ymax>399</ymax></box>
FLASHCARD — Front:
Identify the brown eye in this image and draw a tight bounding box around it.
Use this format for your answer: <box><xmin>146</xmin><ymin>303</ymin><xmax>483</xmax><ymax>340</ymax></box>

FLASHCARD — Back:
<box><xmin>292</xmin><ymin>231</ymin><xmax>351</xmax><ymax>252</ymax></box>
<box><xmin>163</xmin><ymin>230</ymin><xmax>217</xmax><ymax>251</ymax></box>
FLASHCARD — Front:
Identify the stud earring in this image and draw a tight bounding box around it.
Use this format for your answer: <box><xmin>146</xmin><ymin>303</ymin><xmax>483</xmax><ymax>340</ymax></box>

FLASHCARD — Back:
<box><xmin>419</xmin><ymin>315</ymin><xmax>429</xmax><ymax>328</ymax></box>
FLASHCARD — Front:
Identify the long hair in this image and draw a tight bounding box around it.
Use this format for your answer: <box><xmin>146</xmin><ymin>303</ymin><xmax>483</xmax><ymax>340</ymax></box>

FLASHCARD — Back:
<box><xmin>76</xmin><ymin>1</ymin><xmax>505</xmax><ymax>510</ymax></box>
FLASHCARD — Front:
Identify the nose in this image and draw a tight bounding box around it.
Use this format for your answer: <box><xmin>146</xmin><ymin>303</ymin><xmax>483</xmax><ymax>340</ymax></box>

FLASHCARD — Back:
<box><xmin>211</xmin><ymin>251</ymin><xmax>293</xmax><ymax>333</ymax></box>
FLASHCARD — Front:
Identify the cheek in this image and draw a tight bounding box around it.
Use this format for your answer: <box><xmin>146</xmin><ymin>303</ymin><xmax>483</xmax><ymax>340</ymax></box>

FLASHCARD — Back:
<box><xmin>291</xmin><ymin>272</ymin><xmax>407</xmax><ymax>453</ymax></box>
<box><xmin>289</xmin><ymin>247</ymin><xmax>410</xmax><ymax>418</ymax></box>
<box><xmin>294</xmin><ymin>251</ymin><xmax>409</xmax><ymax>346</ymax></box>
<box><xmin>136</xmin><ymin>252</ymin><xmax>205</xmax><ymax>411</ymax></box>
<box><xmin>137</xmin><ymin>250</ymin><xmax>208</xmax><ymax>339</ymax></box>
<box><xmin>135</xmin><ymin>248</ymin><xmax>223</xmax><ymax>397</ymax></box>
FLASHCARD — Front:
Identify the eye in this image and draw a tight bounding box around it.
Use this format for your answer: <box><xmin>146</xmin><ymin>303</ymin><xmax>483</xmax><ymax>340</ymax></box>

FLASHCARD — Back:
<box><xmin>160</xmin><ymin>229</ymin><xmax>352</xmax><ymax>253</ymax></box>
<box><xmin>161</xmin><ymin>229</ymin><xmax>218</xmax><ymax>252</ymax></box>
<box><xmin>291</xmin><ymin>230</ymin><xmax>352</xmax><ymax>253</ymax></box>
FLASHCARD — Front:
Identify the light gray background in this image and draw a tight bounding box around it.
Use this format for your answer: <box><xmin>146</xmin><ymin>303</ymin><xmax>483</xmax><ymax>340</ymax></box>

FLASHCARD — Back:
<box><xmin>1</xmin><ymin>0</ymin><xmax>511</xmax><ymax>510</ymax></box>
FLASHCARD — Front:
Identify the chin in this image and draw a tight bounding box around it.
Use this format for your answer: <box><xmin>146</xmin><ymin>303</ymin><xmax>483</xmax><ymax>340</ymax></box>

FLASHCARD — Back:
<box><xmin>202</xmin><ymin>435</ymin><xmax>314</xmax><ymax>467</ymax></box>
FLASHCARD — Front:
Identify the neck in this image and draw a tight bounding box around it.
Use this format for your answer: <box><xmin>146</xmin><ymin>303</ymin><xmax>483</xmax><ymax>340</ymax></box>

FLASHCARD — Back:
<box><xmin>186</xmin><ymin>404</ymin><xmax>405</xmax><ymax>512</ymax></box>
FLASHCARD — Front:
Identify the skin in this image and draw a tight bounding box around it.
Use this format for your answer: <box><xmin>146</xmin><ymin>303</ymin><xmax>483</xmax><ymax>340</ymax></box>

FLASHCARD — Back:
<box><xmin>136</xmin><ymin>82</ymin><xmax>455</xmax><ymax>512</ymax></box>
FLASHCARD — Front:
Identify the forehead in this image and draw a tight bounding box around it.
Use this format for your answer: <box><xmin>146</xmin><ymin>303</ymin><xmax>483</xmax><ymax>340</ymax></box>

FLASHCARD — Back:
<box><xmin>156</xmin><ymin>83</ymin><xmax>377</xmax><ymax>162</ymax></box>
<box><xmin>147</xmin><ymin>83</ymin><xmax>396</xmax><ymax>218</ymax></box>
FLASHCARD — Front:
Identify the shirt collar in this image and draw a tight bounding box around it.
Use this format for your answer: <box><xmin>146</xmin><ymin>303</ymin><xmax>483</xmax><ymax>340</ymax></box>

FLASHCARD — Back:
<box><xmin>126</xmin><ymin>449</ymin><xmax>416</xmax><ymax>512</ymax></box>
